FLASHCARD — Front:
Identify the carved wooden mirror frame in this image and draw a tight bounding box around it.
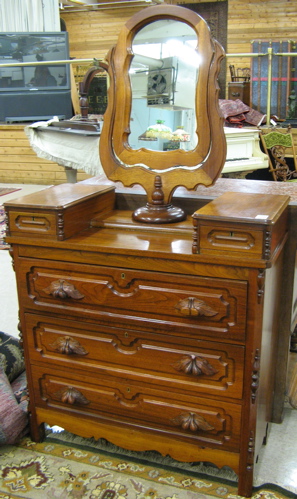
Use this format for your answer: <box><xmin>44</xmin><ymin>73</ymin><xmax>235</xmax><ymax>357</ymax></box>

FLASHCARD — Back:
<box><xmin>100</xmin><ymin>5</ymin><xmax>226</xmax><ymax>223</ymax></box>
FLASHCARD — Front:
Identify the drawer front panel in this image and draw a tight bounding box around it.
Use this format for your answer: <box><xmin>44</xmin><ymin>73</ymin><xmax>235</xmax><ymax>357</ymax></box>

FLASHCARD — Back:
<box><xmin>8</xmin><ymin>211</ymin><xmax>57</xmax><ymax>236</ymax></box>
<box><xmin>31</xmin><ymin>365</ymin><xmax>242</xmax><ymax>451</ymax></box>
<box><xmin>25</xmin><ymin>314</ymin><xmax>244</xmax><ymax>399</ymax></box>
<box><xmin>20</xmin><ymin>259</ymin><xmax>247</xmax><ymax>341</ymax></box>
<box><xmin>199</xmin><ymin>224</ymin><xmax>263</xmax><ymax>258</ymax></box>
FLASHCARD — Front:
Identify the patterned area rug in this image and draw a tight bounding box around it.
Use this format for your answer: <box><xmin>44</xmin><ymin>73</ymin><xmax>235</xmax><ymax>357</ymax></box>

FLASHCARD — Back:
<box><xmin>0</xmin><ymin>205</ymin><xmax>8</xmax><ymax>249</ymax></box>
<box><xmin>0</xmin><ymin>435</ymin><xmax>295</xmax><ymax>499</ymax></box>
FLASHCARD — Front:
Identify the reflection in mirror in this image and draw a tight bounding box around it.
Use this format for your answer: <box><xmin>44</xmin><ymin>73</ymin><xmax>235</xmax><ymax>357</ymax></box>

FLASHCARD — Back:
<box><xmin>79</xmin><ymin>63</ymin><xmax>108</xmax><ymax>123</ymax></box>
<box><xmin>129</xmin><ymin>19</ymin><xmax>199</xmax><ymax>152</ymax></box>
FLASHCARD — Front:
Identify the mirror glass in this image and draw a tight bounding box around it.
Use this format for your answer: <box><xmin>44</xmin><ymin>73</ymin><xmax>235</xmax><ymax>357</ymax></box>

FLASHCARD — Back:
<box><xmin>129</xmin><ymin>19</ymin><xmax>199</xmax><ymax>153</ymax></box>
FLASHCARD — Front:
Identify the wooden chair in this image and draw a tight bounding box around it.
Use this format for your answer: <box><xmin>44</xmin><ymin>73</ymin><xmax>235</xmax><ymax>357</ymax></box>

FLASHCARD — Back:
<box><xmin>259</xmin><ymin>127</ymin><xmax>297</xmax><ymax>181</ymax></box>
<box><xmin>229</xmin><ymin>64</ymin><xmax>250</xmax><ymax>82</ymax></box>
<box><xmin>229</xmin><ymin>64</ymin><xmax>237</xmax><ymax>81</ymax></box>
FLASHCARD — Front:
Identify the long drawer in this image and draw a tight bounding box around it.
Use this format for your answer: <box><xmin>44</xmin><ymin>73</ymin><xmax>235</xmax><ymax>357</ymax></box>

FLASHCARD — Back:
<box><xmin>31</xmin><ymin>364</ymin><xmax>242</xmax><ymax>452</ymax></box>
<box><xmin>24</xmin><ymin>313</ymin><xmax>244</xmax><ymax>399</ymax></box>
<box><xmin>19</xmin><ymin>259</ymin><xmax>247</xmax><ymax>342</ymax></box>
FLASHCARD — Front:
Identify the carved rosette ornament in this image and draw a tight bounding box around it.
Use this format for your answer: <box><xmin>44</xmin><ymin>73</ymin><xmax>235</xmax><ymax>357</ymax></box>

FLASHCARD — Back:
<box><xmin>175</xmin><ymin>297</ymin><xmax>218</xmax><ymax>317</ymax></box>
<box><xmin>55</xmin><ymin>387</ymin><xmax>90</xmax><ymax>405</ymax></box>
<box><xmin>43</xmin><ymin>280</ymin><xmax>84</xmax><ymax>300</ymax></box>
<box><xmin>172</xmin><ymin>412</ymin><xmax>214</xmax><ymax>432</ymax></box>
<box><xmin>172</xmin><ymin>354</ymin><xmax>218</xmax><ymax>376</ymax></box>
<box><xmin>50</xmin><ymin>336</ymin><xmax>88</xmax><ymax>356</ymax></box>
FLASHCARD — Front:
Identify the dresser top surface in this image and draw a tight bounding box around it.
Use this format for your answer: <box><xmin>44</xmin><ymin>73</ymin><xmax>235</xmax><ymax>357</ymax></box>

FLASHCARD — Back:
<box><xmin>4</xmin><ymin>183</ymin><xmax>114</xmax><ymax>210</ymax></box>
<box><xmin>192</xmin><ymin>191</ymin><xmax>290</xmax><ymax>225</ymax></box>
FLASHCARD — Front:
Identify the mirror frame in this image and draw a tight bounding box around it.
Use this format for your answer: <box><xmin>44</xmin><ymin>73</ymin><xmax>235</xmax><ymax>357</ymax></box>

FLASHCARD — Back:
<box><xmin>100</xmin><ymin>5</ymin><xmax>226</xmax><ymax>222</ymax></box>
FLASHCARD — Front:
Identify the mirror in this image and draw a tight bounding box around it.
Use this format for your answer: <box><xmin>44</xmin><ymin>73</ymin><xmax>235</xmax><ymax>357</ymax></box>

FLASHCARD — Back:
<box><xmin>129</xmin><ymin>19</ymin><xmax>198</xmax><ymax>153</ymax></box>
<box><xmin>100</xmin><ymin>5</ymin><xmax>226</xmax><ymax>223</ymax></box>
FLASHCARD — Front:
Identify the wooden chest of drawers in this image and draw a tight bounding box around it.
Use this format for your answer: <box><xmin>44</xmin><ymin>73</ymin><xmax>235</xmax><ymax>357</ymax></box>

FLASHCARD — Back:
<box><xmin>228</xmin><ymin>81</ymin><xmax>251</xmax><ymax>106</ymax></box>
<box><xmin>4</xmin><ymin>186</ymin><xmax>289</xmax><ymax>497</ymax></box>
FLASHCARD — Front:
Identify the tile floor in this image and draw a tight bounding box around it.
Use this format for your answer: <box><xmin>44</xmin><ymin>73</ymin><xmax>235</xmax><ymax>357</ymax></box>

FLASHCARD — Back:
<box><xmin>0</xmin><ymin>183</ymin><xmax>297</xmax><ymax>494</ymax></box>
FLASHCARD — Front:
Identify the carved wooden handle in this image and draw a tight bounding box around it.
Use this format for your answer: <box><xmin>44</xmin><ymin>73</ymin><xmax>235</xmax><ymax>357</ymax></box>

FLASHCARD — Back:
<box><xmin>43</xmin><ymin>280</ymin><xmax>84</xmax><ymax>300</ymax></box>
<box><xmin>173</xmin><ymin>355</ymin><xmax>218</xmax><ymax>376</ymax></box>
<box><xmin>56</xmin><ymin>387</ymin><xmax>90</xmax><ymax>405</ymax></box>
<box><xmin>50</xmin><ymin>336</ymin><xmax>88</xmax><ymax>356</ymax></box>
<box><xmin>172</xmin><ymin>412</ymin><xmax>214</xmax><ymax>432</ymax></box>
<box><xmin>175</xmin><ymin>297</ymin><xmax>218</xmax><ymax>317</ymax></box>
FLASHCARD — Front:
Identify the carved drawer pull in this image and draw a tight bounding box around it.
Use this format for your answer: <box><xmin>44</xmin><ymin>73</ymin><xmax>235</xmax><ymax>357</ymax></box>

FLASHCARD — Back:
<box><xmin>55</xmin><ymin>387</ymin><xmax>90</xmax><ymax>405</ymax></box>
<box><xmin>50</xmin><ymin>336</ymin><xmax>88</xmax><ymax>356</ymax></box>
<box><xmin>173</xmin><ymin>355</ymin><xmax>218</xmax><ymax>376</ymax></box>
<box><xmin>43</xmin><ymin>279</ymin><xmax>84</xmax><ymax>300</ymax></box>
<box><xmin>172</xmin><ymin>412</ymin><xmax>214</xmax><ymax>432</ymax></box>
<box><xmin>175</xmin><ymin>297</ymin><xmax>218</xmax><ymax>317</ymax></box>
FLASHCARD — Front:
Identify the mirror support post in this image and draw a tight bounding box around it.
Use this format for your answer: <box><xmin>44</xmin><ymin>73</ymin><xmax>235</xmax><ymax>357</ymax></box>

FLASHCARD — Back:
<box><xmin>132</xmin><ymin>175</ymin><xmax>186</xmax><ymax>223</ymax></box>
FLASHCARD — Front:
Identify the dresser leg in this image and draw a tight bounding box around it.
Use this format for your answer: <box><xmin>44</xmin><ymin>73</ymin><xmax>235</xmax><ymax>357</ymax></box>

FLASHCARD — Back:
<box><xmin>29</xmin><ymin>414</ymin><xmax>45</xmax><ymax>443</ymax></box>
<box><xmin>237</xmin><ymin>431</ymin><xmax>255</xmax><ymax>498</ymax></box>
<box><xmin>237</xmin><ymin>478</ymin><xmax>253</xmax><ymax>498</ymax></box>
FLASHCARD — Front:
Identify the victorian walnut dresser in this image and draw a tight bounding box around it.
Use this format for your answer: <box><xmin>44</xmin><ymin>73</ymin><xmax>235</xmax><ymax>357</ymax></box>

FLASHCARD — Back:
<box><xmin>3</xmin><ymin>4</ymin><xmax>291</xmax><ymax>497</ymax></box>
<box><xmin>4</xmin><ymin>183</ymin><xmax>289</xmax><ymax>498</ymax></box>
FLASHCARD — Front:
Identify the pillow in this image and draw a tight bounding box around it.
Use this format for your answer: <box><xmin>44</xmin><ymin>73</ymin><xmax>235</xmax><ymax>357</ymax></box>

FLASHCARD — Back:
<box><xmin>11</xmin><ymin>370</ymin><xmax>28</xmax><ymax>411</ymax></box>
<box><xmin>0</xmin><ymin>332</ymin><xmax>25</xmax><ymax>383</ymax></box>
<box><xmin>0</xmin><ymin>370</ymin><xmax>28</xmax><ymax>444</ymax></box>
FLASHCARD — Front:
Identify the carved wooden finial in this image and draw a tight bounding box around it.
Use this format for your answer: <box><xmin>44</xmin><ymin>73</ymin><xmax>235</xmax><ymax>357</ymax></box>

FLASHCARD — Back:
<box><xmin>151</xmin><ymin>175</ymin><xmax>165</xmax><ymax>206</ymax></box>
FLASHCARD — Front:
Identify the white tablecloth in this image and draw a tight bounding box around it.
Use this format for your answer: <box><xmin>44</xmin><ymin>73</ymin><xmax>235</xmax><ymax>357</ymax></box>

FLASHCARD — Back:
<box><xmin>25</xmin><ymin>120</ymin><xmax>103</xmax><ymax>176</ymax></box>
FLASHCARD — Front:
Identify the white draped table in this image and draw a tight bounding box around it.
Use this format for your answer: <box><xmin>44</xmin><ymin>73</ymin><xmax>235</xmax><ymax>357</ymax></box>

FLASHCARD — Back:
<box><xmin>25</xmin><ymin>120</ymin><xmax>103</xmax><ymax>182</ymax></box>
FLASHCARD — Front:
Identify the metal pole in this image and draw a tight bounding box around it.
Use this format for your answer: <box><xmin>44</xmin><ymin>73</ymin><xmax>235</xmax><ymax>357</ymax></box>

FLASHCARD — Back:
<box><xmin>226</xmin><ymin>51</ymin><xmax>297</xmax><ymax>57</ymax></box>
<box><xmin>0</xmin><ymin>51</ymin><xmax>296</xmax><ymax>69</ymax></box>
<box><xmin>0</xmin><ymin>58</ymin><xmax>96</xmax><ymax>68</ymax></box>
<box><xmin>226</xmin><ymin>53</ymin><xmax>266</xmax><ymax>57</ymax></box>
